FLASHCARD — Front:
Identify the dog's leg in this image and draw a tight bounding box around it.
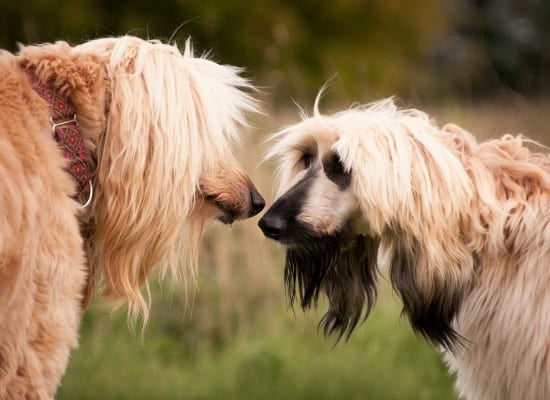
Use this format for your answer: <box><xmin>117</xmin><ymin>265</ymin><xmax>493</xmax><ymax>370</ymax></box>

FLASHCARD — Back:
<box><xmin>0</xmin><ymin>194</ymin><xmax>86</xmax><ymax>399</ymax></box>
<box><xmin>29</xmin><ymin>205</ymin><xmax>86</xmax><ymax>398</ymax></box>
<box><xmin>0</xmin><ymin>68</ymin><xmax>87</xmax><ymax>396</ymax></box>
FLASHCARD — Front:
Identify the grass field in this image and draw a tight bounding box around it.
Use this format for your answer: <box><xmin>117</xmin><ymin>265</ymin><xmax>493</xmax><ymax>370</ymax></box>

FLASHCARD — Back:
<box><xmin>58</xmin><ymin>98</ymin><xmax>549</xmax><ymax>399</ymax></box>
<box><xmin>58</xmin><ymin>284</ymin><xmax>455</xmax><ymax>400</ymax></box>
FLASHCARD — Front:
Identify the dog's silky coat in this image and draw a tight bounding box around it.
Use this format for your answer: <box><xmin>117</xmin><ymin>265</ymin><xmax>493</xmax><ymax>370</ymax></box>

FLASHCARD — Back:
<box><xmin>259</xmin><ymin>98</ymin><xmax>550</xmax><ymax>400</ymax></box>
<box><xmin>0</xmin><ymin>36</ymin><xmax>264</xmax><ymax>398</ymax></box>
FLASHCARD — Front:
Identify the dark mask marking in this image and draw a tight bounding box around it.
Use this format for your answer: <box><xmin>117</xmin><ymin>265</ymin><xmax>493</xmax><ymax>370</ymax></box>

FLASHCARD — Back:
<box><xmin>322</xmin><ymin>150</ymin><xmax>351</xmax><ymax>190</ymax></box>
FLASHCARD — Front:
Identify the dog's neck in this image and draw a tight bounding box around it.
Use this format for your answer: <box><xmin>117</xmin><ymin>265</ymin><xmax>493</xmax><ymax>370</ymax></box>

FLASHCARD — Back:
<box><xmin>25</xmin><ymin>68</ymin><xmax>93</xmax><ymax>202</ymax></box>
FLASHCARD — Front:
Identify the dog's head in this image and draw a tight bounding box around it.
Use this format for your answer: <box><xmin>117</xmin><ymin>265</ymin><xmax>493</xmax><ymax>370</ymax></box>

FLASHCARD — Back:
<box><xmin>259</xmin><ymin>98</ymin><xmax>477</xmax><ymax>351</ymax></box>
<box><xmin>22</xmin><ymin>36</ymin><xmax>267</xmax><ymax>319</ymax></box>
<box><xmin>259</xmin><ymin>120</ymin><xmax>379</xmax><ymax>340</ymax></box>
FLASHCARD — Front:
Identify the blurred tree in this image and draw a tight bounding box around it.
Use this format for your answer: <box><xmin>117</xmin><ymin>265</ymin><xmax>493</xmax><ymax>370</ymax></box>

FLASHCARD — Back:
<box><xmin>0</xmin><ymin>0</ymin><xmax>547</xmax><ymax>102</ymax></box>
<box><xmin>433</xmin><ymin>0</ymin><xmax>550</xmax><ymax>96</ymax></box>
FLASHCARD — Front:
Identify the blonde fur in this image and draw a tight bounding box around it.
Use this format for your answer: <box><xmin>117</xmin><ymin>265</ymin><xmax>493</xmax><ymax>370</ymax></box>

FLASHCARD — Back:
<box><xmin>0</xmin><ymin>35</ymin><xmax>262</xmax><ymax>398</ymax></box>
<box><xmin>261</xmin><ymin>97</ymin><xmax>550</xmax><ymax>399</ymax></box>
<box><xmin>72</xmin><ymin>37</ymin><xmax>258</xmax><ymax>321</ymax></box>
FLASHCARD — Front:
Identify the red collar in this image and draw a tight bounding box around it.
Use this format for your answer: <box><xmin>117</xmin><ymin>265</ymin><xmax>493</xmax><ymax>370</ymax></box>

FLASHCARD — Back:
<box><xmin>25</xmin><ymin>69</ymin><xmax>92</xmax><ymax>198</ymax></box>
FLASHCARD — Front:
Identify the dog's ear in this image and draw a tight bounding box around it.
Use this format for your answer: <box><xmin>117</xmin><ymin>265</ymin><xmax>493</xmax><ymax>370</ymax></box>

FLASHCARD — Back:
<box><xmin>89</xmin><ymin>42</ymin><xmax>200</xmax><ymax>320</ymax></box>
<box><xmin>86</xmin><ymin>38</ymin><xmax>257</xmax><ymax>321</ymax></box>
<box><xmin>389</xmin><ymin>231</ymin><xmax>473</xmax><ymax>352</ymax></box>
<box><xmin>331</xmin><ymin>108</ymin><xmax>479</xmax><ymax>351</ymax></box>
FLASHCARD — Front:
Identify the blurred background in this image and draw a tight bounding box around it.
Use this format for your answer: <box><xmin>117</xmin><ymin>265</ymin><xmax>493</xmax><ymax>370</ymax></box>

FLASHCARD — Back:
<box><xmin>2</xmin><ymin>1</ymin><xmax>549</xmax><ymax>399</ymax></box>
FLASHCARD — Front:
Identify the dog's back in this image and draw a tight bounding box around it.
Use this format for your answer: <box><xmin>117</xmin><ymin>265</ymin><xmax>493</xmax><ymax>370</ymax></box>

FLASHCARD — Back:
<box><xmin>445</xmin><ymin>246</ymin><xmax>550</xmax><ymax>399</ymax></box>
<box><xmin>443</xmin><ymin>126</ymin><xmax>550</xmax><ymax>399</ymax></box>
<box><xmin>0</xmin><ymin>51</ymin><xmax>87</xmax><ymax>398</ymax></box>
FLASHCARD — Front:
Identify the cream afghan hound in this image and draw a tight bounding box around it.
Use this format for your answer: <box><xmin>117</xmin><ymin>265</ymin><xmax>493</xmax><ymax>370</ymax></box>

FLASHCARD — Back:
<box><xmin>0</xmin><ymin>35</ymin><xmax>264</xmax><ymax>398</ymax></box>
<box><xmin>259</xmin><ymin>97</ymin><xmax>550</xmax><ymax>400</ymax></box>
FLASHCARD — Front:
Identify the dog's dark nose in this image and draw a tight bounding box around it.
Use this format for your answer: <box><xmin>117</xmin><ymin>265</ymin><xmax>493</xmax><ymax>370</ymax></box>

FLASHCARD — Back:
<box><xmin>258</xmin><ymin>214</ymin><xmax>286</xmax><ymax>240</ymax></box>
<box><xmin>250</xmin><ymin>189</ymin><xmax>265</xmax><ymax>217</ymax></box>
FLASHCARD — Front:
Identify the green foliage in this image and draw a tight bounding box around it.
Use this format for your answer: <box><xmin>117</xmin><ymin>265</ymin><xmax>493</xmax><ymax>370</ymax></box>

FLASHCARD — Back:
<box><xmin>2</xmin><ymin>1</ymin><xmax>548</xmax><ymax>102</ymax></box>
<box><xmin>0</xmin><ymin>0</ymin><xmax>442</xmax><ymax>101</ymax></box>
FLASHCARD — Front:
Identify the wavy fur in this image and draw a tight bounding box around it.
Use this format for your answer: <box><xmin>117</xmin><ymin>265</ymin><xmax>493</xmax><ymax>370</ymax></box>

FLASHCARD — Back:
<box><xmin>72</xmin><ymin>37</ymin><xmax>258</xmax><ymax>320</ymax></box>
<box><xmin>260</xmin><ymin>97</ymin><xmax>550</xmax><ymax>399</ymax></box>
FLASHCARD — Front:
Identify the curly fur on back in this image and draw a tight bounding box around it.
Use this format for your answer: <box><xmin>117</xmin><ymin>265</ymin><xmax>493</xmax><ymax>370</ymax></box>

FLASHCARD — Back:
<box><xmin>260</xmin><ymin>97</ymin><xmax>550</xmax><ymax>399</ymax></box>
<box><xmin>0</xmin><ymin>35</ymin><xmax>262</xmax><ymax>398</ymax></box>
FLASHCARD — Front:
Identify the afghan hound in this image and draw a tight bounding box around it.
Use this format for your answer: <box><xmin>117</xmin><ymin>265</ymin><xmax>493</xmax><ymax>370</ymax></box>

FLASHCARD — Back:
<box><xmin>259</xmin><ymin>97</ymin><xmax>550</xmax><ymax>400</ymax></box>
<box><xmin>0</xmin><ymin>35</ymin><xmax>264</xmax><ymax>398</ymax></box>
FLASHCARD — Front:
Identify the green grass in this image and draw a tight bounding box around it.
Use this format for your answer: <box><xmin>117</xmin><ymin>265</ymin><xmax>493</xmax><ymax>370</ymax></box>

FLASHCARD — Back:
<box><xmin>58</xmin><ymin>283</ymin><xmax>456</xmax><ymax>400</ymax></box>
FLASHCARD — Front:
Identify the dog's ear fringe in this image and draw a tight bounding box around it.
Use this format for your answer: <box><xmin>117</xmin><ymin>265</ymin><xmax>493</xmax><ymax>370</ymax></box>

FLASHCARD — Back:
<box><xmin>78</xmin><ymin>36</ymin><xmax>257</xmax><ymax>325</ymax></box>
<box><xmin>389</xmin><ymin>232</ymin><xmax>472</xmax><ymax>353</ymax></box>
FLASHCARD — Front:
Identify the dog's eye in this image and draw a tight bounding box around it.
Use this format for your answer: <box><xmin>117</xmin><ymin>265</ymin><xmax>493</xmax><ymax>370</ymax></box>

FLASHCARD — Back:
<box><xmin>323</xmin><ymin>151</ymin><xmax>351</xmax><ymax>189</ymax></box>
<box><xmin>299</xmin><ymin>152</ymin><xmax>314</xmax><ymax>169</ymax></box>
<box><xmin>293</xmin><ymin>142</ymin><xmax>317</xmax><ymax>170</ymax></box>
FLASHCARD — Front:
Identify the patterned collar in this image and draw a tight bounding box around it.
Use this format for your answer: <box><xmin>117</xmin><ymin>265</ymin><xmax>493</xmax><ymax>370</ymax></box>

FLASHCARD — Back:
<box><xmin>25</xmin><ymin>68</ymin><xmax>93</xmax><ymax>204</ymax></box>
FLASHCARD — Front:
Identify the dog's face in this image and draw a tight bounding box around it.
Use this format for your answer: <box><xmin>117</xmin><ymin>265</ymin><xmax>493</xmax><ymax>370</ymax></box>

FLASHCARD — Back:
<box><xmin>259</xmin><ymin>127</ymin><xmax>357</xmax><ymax>243</ymax></box>
<box><xmin>258</xmin><ymin>119</ymin><xmax>379</xmax><ymax>340</ymax></box>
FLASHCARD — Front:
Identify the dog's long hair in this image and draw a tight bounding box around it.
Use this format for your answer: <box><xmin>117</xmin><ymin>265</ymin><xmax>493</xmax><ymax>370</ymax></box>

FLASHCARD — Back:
<box><xmin>260</xmin><ymin>96</ymin><xmax>550</xmax><ymax>356</ymax></box>
<box><xmin>18</xmin><ymin>36</ymin><xmax>260</xmax><ymax>322</ymax></box>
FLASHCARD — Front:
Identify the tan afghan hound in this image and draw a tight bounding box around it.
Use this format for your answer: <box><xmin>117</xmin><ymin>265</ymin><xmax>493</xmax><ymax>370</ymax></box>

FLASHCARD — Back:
<box><xmin>0</xmin><ymin>35</ymin><xmax>264</xmax><ymax>398</ymax></box>
<box><xmin>259</xmin><ymin>97</ymin><xmax>550</xmax><ymax>400</ymax></box>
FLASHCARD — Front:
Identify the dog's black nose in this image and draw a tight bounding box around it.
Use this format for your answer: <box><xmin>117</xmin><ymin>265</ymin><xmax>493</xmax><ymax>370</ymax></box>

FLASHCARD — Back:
<box><xmin>250</xmin><ymin>189</ymin><xmax>265</xmax><ymax>217</ymax></box>
<box><xmin>258</xmin><ymin>214</ymin><xmax>286</xmax><ymax>240</ymax></box>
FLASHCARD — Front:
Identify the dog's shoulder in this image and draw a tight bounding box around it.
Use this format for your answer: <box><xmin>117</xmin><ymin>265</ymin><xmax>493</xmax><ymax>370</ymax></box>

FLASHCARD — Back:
<box><xmin>0</xmin><ymin>50</ymin><xmax>22</xmax><ymax>89</ymax></box>
<box><xmin>0</xmin><ymin>50</ymin><xmax>41</xmax><ymax>126</ymax></box>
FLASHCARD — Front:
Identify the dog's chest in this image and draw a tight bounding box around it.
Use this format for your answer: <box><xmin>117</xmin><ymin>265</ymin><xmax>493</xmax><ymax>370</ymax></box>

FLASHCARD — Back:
<box><xmin>444</xmin><ymin>259</ymin><xmax>550</xmax><ymax>400</ymax></box>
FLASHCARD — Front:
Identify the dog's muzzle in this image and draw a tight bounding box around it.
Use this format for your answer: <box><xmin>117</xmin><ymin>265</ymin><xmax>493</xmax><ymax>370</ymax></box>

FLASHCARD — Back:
<box><xmin>216</xmin><ymin>186</ymin><xmax>265</xmax><ymax>224</ymax></box>
<box><xmin>258</xmin><ymin>180</ymin><xmax>305</xmax><ymax>243</ymax></box>
<box><xmin>258</xmin><ymin>213</ymin><xmax>285</xmax><ymax>240</ymax></box>
<box><xmin>258</xmin><ymin>167</ymin><xmax>317</xmax><ymax>243</ymax></box>
<box><xmin>250</xmin><ymin>188</ymin><xmax>266</xmax><ymax>217</ymax></box>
